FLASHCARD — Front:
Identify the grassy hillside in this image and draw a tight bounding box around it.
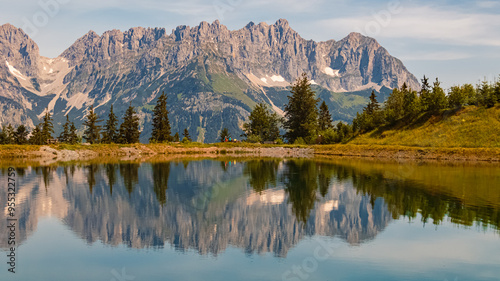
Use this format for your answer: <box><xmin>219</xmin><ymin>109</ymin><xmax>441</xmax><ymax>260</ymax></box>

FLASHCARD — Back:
<box><xmin>350</xmin><ymin>104</ymin><xmax>500</xmax><ymax>148</ymax></box>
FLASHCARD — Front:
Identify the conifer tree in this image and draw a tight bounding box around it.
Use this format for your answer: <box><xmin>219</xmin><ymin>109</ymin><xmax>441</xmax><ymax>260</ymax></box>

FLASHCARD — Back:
<box><xmin>448</xmin><ymin>86</ymin><xmax>467</xmax><ymax>109</ymax></box>
<box><xmin>59</xmin><ymin>115</ymin><xmax>71</xmax><ymax>143</ymax></box>
<box><xmin>366</xmin><ymin>91</ymin><xmax>381</xmax><ymax>115</ymax></box>
<box><xmin>41</xmin><ymin>111</ymin><xmax>54</xmax><ymax>143</ymax></box>
<box><xmin>429</xmin><ymin>78</ymin><xmax>447</xmax><ymax>111</ymax></box>
<box><xmin>243</xmin><ymin>103</ymin><xmax>281</xmax><ymax>142</ymax></box>
<box><xmin>14</xmin><ymin>125</ymin><xmax>29</xmax><ymax>144</ymax></box>
<box><xmin>419</xmin><ymin>75</ymin><xmax>432</xmax><ymax>112</ymax></box>
<box><xmin>29</xmin><ymin>124</ymin><xmax>44</xmax><ymax>145</ymax></box>
<box><xmin>119</xmin><ymin>104</ymin><xmax>140</xmax><ymax>144</ymax></box>
<box><xmin>4</xmin><ymin>124</ymin><xmax>15</xmax><ymax>144</ymax></box>
<box><xmin>384</xmin><ymin>87</ymin><xmax>405</xmax><ymax>123</ymax></box>
<box><xmin>478</xmin><ymin>80</ymin><xmax>496</xmax><ymax>108</ymax></box>
<box><xmin>401</xmin><ymin>83</ymin><xmax>420</xmax><ymax>121</ymax></box>
<box><xmin>102</xmin><ymin>105</ymin><xmax>118</xmax><ymax>143</ymax></box>
<box><xmin>83</xmin><ymin>105</ymin><xmax>102</xmax><ymax>144</ymax></box>
<box><xmin>318</xmin><ymin>101</ymin><xmax>333</xmax><ymax>131</ymax></box>
<box><xmin>173</xmin><ymin>132</ymin><xmax>180</xmax><ymax>142</ymax></box>
<box><xmin>68</xmin><ymin>122</ymin><xmax>79</xmax><ymax>144</ymax></box>
<box><xmin>283</xmin><ymin>73</ymin><xmax>319</xmax><ymax>143</ymax></box>
<box><xmin>150</xmin><ymin>92</ymin><xmax>172</xmax><ymax>143</ymax></box>
<box><xmin>182</xmin><ymin>128</ymin><xmax>191</xmax><ymax>142</ymax></box>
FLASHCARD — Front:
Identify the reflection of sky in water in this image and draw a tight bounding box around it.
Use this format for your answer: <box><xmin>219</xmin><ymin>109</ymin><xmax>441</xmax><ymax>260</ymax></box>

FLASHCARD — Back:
<box><xmin>4</xmin><ymin>216</ymin><xmax>500</xmax><ymax>281</ymax></box>
<box><xmin>1</xmin><ymin>159</ymin><xmax>500</xmax><ymax>281</ymax></box>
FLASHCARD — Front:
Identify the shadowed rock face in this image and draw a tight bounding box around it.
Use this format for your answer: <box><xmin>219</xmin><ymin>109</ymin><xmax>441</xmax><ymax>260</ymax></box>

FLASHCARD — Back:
<box><xmin>0</xmin><ymin>160</ymin><xmax>392</xmax><ymax>257</ymax></box>
<box><xmin>0</xmin><ymin>20</ymin><xmax>419</xmax><ymax>142</ymax></box>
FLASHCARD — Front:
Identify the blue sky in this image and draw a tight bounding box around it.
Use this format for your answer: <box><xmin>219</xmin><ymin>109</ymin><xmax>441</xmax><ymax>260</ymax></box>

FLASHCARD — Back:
<box><xmin>2</xmin><ymin>0</ymin><xmax>500</xmax><ymax>88</ymax></box>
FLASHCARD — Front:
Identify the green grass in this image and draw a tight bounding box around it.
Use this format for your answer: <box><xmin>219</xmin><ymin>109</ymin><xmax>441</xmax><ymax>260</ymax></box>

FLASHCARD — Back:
<box><xmin>351</xmin><ymin>104</ymin><xmax>500</xmax><ymax>148</ymax></box>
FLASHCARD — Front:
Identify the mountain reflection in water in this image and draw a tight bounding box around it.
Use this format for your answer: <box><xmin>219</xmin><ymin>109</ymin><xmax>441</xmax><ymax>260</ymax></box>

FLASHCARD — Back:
<box><xmin>1</xmin><ymin>158</ymin><xmax>499</xmax><ymax>258</ymax></box>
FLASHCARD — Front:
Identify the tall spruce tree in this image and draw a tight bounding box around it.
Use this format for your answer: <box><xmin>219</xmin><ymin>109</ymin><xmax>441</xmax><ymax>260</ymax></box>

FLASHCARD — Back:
<box><xmin>150</xmin><ymin>92</ymin><xmax>172</xmax><ymax>143</ymax></box>
<box><xmin>419</xmin><ymin>75</ymin><xmax>432</xmax><ymax>112</ymax></box>
<box><xmin>68</xmin><ymin>122</ymin><xmax>79</xmax><ymax>144</ymax></box>
<box><xmin>83</xmin><ymin>105</ymin><xmax>102</xmax><ymax>144</ymax></box>
<box><xmin>318</xmin><ymin>101</ymin><xmax>333</xmax><ymax>131</ymax></box>
<box><xmin>119</xmin><ymin>104</ymin><xmax>140</xmax><ymax>144</ymax></box>
<box><xmin>41</xmin><ymin>111</ymin><xmax>54</xmax><ymax>143</ymax></box>
<box><xmin>59</xmin><ymin>115</ymin><xmax>71</xmax><ymax>143</ymax></box>
<box><xmin>283</xmin><ymin>73</ymin><xmax>319</xmax><ymax>143</ymax></box>
<box><xmin>102</xmin><ymin>105</ymin><xmax>118</xmax><ymax>143</ymax></box>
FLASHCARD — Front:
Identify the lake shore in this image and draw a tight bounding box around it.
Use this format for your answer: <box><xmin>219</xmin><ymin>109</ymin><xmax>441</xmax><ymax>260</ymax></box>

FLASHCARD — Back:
<box><xmin>1</xmin><ymin>143</ymin><xmax>499</xmax><ymax>164</ymax></box>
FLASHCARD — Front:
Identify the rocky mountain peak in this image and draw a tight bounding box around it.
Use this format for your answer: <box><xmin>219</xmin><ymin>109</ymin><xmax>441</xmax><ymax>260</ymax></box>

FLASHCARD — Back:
<box><xmin>0</xmin><ymin>23</ymin><xmax>40</xmax><ymax>77</ymax></box>
<box><xmin>274</xmin><ymin>18</ymin><xmax>290</xmax><ymax>28</ymax></box>
<box><xmin>0</xmin><ymin>19</ymin><xmax>420</xmax><ymax>143</ymax></box>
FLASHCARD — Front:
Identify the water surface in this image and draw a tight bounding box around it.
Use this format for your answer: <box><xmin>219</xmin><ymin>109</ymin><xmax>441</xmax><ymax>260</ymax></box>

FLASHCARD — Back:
<box><xmin>1</xmin><ymin>158</ymin><xmax>499</xmax><ymax>281</ymax></box>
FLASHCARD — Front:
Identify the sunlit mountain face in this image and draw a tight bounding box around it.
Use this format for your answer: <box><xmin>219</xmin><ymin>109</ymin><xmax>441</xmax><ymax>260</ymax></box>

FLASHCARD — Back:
<box><xmin>0</xmin><ymin>20</ymin><xmax>419</xmax><ymax>142</ymax></box>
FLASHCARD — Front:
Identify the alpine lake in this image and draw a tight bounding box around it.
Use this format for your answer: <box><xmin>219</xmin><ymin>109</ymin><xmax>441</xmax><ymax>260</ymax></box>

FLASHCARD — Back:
<box><xmin>1</xmin><ymin>156</ymin><xmax>500</xmax><ymax>281</ymax></box>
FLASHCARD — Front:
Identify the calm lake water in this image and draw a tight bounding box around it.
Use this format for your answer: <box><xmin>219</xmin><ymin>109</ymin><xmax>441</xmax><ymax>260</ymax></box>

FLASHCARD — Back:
<box><xmin>1</xmin><ymin>157</ymin><xmax>500</xmax><ymax>281</ymax></box>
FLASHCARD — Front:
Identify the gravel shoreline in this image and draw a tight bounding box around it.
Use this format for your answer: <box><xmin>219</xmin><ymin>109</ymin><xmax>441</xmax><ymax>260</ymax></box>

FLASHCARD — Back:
<box><xmin>1</xmin><ymin>144</ymin><xmax>499</xmax><ymax>165</ymax></box>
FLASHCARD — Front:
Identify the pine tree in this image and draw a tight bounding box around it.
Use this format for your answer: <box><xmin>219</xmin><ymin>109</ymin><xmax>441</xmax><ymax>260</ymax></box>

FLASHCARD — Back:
<box><xmin>384</xmin><ymin>87</ymin><xmax>405</xmax><ymax>123</ymax></box>
<box><xmin>243</xmin><ymin>103</ymin><xmax>281</xmax><ymax>142</ymax></box>
<box><xmin>59</xmin><ymin>115</ymin><xmax>71</xmax><ymax>143</ymax></box>
<box><xmin>119</xmin><ymin>104</ymin><xmax>141</xmax><ymax>144</ymax></box>
<box><xmin>150</xmin><ymin>92</ymin><xmax>172</xmax><ymax>143</ymax></box>
<box><xmin>83</xmin><ymin>105</ymin><xmax>102</xmax><ymax>144</ymax></box>
<box><xmin>283</xmin><ymin>73</ymin><xmax>319</xmax><ymax>143</ymax></box>
<box><xmin>267</xmin><ymin>111</ymin><xmax>281</xmax><ymax>142</ymax></box>
<box><xmin>401</xmin><ymin>84</ymin><xmax>420</xmax><ymax>121</ymax></box>
<box><xmin>4</xmin><ymin>124</ymin><xmax>15</xmax><ymax>144</ymax></box>
<box><xmin>182</xmin><ymin>128</ymin><xmax>191</xmax><ymax>142</ymax></box>
<box><xmin>318</xmin><ymin>101</ymin><xmax>333</xmax><ymax>131</ymax></box>
<box><xmin>429</xmin><ymin>78</ymin><xmax>447</xmax><ymax>111</ymax></box>
<box><xmin>29</xmin><ymin>124</ymin><xmax>44</xmax><ymax>145</ymax></box>
<box><xmin>219</xmin><ymin>128</ymin><xmax>231</xmax><ymax>142</ymax></box>
<box><xmin>68</xmin><ymin>122</ymin><xmax>79</xmax><ymax>144</ymax></box>
<box><xmin>478</xmin><ymin>80</ymin><xmax>496</xmax><ymax>108</ymax></box>
<box><xmin>366</xmin><ymin>91</ymin><xmax>381</xmax><ymax>115</ymax></box>
<box><xmin>448</xmin><ymin>86</ymin><xmax>467</xmax><ymax>109</ymax></box>
<box><xmin>102</xmin><ymin>105</ymin><xmax>118</xmax><ymax>143</ymax></box>
<box><xmin>14</xmin><ymin>125</ymin><xmax>29</xmax><ymax>145</ymax></box>
<box><xmin>41</xmin><ymin>111</ymin><xmax>54</xmax><ymax>143</ymax></box>
<box><xmin>173</xmin><ymin>132</ymin><xmax>180</xmax><ymax>142</ymax></box>
<box><xmin>419</xmin><ymin>75</ymin><xmax>432</xmax><ymax>112</ymax></box>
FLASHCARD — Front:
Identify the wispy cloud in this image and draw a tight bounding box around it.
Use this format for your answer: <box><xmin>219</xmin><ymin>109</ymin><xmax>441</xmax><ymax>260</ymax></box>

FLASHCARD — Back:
<box><xmin>400</xmin><ymin>51</ymin><xmax>473</xmax><ymax>61</ymax></box>
<box><xmin>318</xmin><ymin>5</ymin><xmax>500</xmax><ymax>47</ymax></box>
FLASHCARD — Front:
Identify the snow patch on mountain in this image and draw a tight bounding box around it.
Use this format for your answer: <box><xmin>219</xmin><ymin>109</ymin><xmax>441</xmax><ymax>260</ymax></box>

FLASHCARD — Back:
<box><xmin>5</xmin><ymin>61</ymin><xmax>26</xmax><ymax>81</ymax></box>
<box><xmin>324</xmin><ymin>67</ymin><xmax>339</xmax><ymax>77</ymax></box>
<box><xmin>270</xmin><ymin>75</ymin><xmax>285</xmax><ymax>82</ymax></box>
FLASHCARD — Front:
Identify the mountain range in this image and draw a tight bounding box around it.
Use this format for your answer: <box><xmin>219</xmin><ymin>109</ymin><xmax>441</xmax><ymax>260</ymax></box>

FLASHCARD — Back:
<box><xmin>0</xmin><ymin>19</ymin><xmax>419</xmax><ymax>142</ymax></box>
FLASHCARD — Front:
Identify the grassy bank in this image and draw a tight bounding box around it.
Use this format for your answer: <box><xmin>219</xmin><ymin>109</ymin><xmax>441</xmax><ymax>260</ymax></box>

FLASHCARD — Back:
<box><xmin>350</xmin><ymin>104</ymin><xmax>500</xmax><ymax>148</ymax></box>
